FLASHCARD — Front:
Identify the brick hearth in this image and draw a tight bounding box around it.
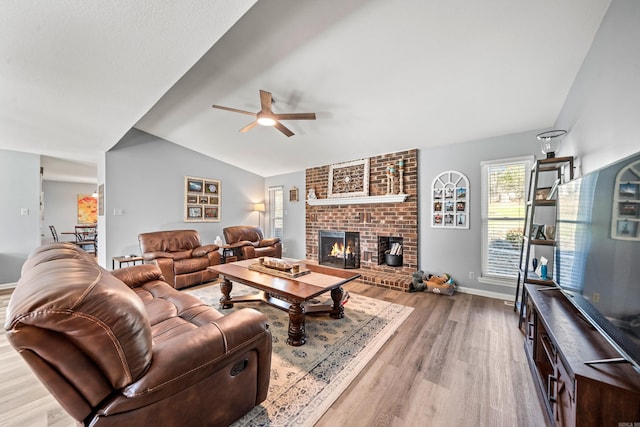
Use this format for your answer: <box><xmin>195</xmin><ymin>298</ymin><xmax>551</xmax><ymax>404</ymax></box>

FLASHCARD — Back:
<box><xmin>305</xmin><ymin>149</ymin><xmax>418</xmax><ymax>291</ymax></box>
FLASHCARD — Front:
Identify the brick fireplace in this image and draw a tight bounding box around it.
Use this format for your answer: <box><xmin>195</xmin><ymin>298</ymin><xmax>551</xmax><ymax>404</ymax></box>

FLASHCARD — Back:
<box><xmin>305</xmin><ymin>149</ymin><xmax>418</xmax><ymax>291</ymax></box>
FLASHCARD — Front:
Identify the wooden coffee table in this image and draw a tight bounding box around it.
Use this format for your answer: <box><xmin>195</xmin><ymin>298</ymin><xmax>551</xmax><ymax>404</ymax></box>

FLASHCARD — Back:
<box><xmin>208</xmin><ymin>259</ymin><xmax>361</xmax><ymax>346</ymax></box>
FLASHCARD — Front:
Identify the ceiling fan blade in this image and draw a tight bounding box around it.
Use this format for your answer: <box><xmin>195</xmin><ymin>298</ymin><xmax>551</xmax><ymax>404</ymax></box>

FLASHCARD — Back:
<box><xmin>273</xmin><ymin>121</ymin><xmax>294</xmax><ymax>137</ymax></box>
<box><xmin>259</xmin><ymin>90</ymin><xmax>272</xmax><ymax>112</ymax></box>
<box><xmin>273</xmin><ymin>112</ymin><xmax>316</xmax><ymax>121</ymax></box>
<box><xmin>239</xmin><ymin>121</ymin><xmax>259</xmax><ymax>133</ymax></box>
<box><xmin>212</xmin><ymin>105</ymin><xmax>256</xmax><ymax>116</ymax></box>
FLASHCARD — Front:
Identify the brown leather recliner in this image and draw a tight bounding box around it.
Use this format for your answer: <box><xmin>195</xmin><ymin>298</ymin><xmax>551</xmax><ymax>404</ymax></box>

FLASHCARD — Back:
<box><xmin>138</xmin><ymin>229</ymin><xmax>220</xmax><ymax>289</ymax></box>
<box><xmin>223</xmin><ymin>225</ymin><xmax>282</xmax><ymax>260</ymax></box>
<box><xmin>5</xmin><ymin>243</ymin><xmax>272</xmax><ymax>427</ymax></box>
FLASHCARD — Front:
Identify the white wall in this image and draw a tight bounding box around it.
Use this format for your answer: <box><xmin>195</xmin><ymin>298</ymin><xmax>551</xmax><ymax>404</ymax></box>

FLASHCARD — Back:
<box><xmin>265</xmin><ymin>171</ymin><xmax>306</xmax><ymax>259</ymax></box>
<box><xmin>0</xmin><ymin>149</ymin><xmax>41</xmax><ymax>283</ymax></box>
<box><xmin>104</xmin><ymin>129</ymin><xmax>265</xmax><ymax>267</ymax></box>
<box><xmin>557</xmin><ymin>0</ymin><xmax>640</xmax><ymax>175</ymax></box>
<box><xmin>42</xmin><ymin>181</ymin><xmax>97</xmax><ymax>243</ymax></box>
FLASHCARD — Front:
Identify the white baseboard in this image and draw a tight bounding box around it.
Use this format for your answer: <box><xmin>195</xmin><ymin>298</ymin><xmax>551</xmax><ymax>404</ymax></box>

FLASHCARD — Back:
<box><xmin>456</xmin><ymin>285</ymin><xmax>514</xmax><ymax>302</ymax></box>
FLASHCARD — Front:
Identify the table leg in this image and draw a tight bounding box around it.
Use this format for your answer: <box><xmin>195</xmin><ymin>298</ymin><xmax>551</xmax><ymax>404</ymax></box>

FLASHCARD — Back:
<box><xmin>287</xmin><ymin>303</ymin><xmax>306</xmax><ymax>346</ymax></box>
<box><xmin>330</xmin><ymin>287</ymin><xmax>345</xmax><ymax>319</ymax></box>
<box><xmin>219</xmin><ymin>278</ymin><xmax>234</xmax><ymax>309</ymax></box>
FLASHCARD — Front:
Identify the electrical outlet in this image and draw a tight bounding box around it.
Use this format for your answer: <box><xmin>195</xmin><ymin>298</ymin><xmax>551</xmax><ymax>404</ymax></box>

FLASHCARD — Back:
<box><xmin>20</xmin><ymin>208</ymin><xmax>29</xmax><ymax>216</ymax></box>
<box><xmin>592</xmin><ymin>292</ymin><xmax>600</xmax><ymax>303</ymax></box>
<box><xmin>469</xmin><ymin>272</ymin><xmax>475</xmax><ymax>280</ymax></box>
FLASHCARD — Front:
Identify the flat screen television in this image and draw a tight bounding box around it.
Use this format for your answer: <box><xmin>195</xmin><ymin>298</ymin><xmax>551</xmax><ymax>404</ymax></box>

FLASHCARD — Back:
<box><xmin>554</xmin><ymin>151</ymin><xmax>640</xmax><ymax>370</ymax></box>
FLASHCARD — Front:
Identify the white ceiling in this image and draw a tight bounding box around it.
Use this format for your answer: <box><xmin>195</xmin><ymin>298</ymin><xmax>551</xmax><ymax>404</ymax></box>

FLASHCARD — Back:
<box><xmin>1</xmin><ymin>0</ymin><xmax>611</xmax><ymax>179</ymax></box>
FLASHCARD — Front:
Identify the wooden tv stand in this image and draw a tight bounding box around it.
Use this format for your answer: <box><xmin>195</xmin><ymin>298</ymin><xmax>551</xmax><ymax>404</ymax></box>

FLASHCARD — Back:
<box><xmin>523</xmin><ymin>283</ymin><xmax>640</xmax><ymax>426</ymax></box>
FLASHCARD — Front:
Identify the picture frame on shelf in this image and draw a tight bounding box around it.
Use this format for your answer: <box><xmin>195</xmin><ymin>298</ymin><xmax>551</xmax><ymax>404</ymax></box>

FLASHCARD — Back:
<box><xmin>535</xmin><ymin>187</ymin><xmax>551</xmax><ymax>201</ymax></box>
<box><xmin>547</xmin><ymin>179</ymin><xmax>561</xmax><ymax>200</ymax></box>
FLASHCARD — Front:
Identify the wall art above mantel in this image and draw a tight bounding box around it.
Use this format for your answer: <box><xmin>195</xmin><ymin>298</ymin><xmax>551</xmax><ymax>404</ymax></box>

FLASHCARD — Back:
<box><xmin>431</xmin><ymin>170</ymin><xmax>469</xmax><ymax>229</ymax></box>
<box><xmin>327</xmin><ymin>158</ymin><xmax>370</xmax><ymax>198</ymax></box>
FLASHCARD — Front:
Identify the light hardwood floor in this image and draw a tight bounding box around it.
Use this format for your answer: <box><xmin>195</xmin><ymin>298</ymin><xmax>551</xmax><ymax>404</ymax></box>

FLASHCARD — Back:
<box><xmin>0</xmin><ymin>283</ymin><xmax>548</xmax><ymax>427</ymax></box>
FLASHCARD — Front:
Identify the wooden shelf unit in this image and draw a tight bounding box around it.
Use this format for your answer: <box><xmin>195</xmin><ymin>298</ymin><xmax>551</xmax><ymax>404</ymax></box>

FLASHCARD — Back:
<box><xmin>523</xmin><ymin>283</ymin><xmax>640</xmax><ymax>426</ymax></box>
<box><xmin>515</xmin><ymin>156</ymin><xmax>573</xmax><ymax>324</ymax></box>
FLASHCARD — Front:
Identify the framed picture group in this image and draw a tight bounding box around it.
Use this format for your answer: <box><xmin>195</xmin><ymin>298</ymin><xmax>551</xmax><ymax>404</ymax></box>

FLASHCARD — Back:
<box><xmin>184</xmin><ymin>176</ymin><xmax>221</xmax><ymax>222</ymax></box>
<box><xmin>431</xmin><ymin>170</ymin><xmax>470</xmax><ymax>229</ymax></box>
<box><xmin>611</xmin><ymin>159</ymin><xmax>640</xmax><ymax>240</ymax></box>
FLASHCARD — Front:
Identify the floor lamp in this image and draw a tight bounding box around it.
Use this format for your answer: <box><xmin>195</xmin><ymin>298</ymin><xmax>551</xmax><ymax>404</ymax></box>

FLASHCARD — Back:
<box><xmin>254</xmin><ymin>203</ymin><xmax>265</xmax><ymax>228</ymax></box>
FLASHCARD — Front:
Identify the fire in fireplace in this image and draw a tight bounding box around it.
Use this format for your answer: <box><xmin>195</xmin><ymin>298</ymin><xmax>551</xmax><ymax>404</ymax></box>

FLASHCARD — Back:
<box><xmin>318</xmin><ymin>230</ymin><xmax>360</xmax><ymax>269</ymax></box>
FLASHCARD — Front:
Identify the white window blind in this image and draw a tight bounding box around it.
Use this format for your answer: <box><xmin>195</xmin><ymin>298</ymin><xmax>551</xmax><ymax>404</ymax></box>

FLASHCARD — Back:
<box><xmin>481</xmin><ymin>156</ymin><xmax>533</xmax><ymax>281</ymax></box>
<box><xmin>268</xmin><ymin>186</ymin><xmax>284</xmax><ymax>239</ymax></box>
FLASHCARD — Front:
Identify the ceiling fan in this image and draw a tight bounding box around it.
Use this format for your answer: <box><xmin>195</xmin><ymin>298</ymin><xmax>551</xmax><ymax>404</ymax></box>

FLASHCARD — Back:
<box><xmin>212</xmin><ymin>90</ymin><xmax>316</xmax><ymax>137</ymax></box>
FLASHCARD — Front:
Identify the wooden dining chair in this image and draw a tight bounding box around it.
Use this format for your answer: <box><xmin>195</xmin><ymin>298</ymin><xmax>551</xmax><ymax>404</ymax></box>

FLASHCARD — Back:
<box><xmin>74</xmin><ymin>225</ymin><xmax>97</xmax><ymax>257</ymax></box>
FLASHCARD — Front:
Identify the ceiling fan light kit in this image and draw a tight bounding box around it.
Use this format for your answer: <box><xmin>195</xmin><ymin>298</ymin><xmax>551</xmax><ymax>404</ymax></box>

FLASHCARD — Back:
<box><xmin>212</xmin><ymin>90</ymin><xmax>316</xmax><ymax>137</ymax></box>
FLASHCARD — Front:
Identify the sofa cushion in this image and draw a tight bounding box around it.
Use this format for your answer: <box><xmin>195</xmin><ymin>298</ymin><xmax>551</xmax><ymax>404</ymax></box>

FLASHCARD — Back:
<box><xmin>7</xmin><ymin>252</ymin><xmax>153</xmax><ymax>391</ymax></box>
<box><xmin>174</xmin><ymin>257</ymin><xmax>210</xmax><ymax>275</ymax></box>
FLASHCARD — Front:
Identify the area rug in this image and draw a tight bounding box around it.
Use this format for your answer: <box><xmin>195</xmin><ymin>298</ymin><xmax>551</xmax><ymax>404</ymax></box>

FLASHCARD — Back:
<box><xmin>186</xmin><ymin>282</ymin><xmax>413</xmax><ymax>426</ymax></box>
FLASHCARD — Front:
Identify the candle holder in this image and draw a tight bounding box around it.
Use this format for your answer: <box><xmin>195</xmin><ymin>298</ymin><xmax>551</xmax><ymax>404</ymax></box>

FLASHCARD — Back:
<box><xmin>398</xmin><ymin>158</ymin><xmax>405</xmax><ymax>194</ymax></box>
<box><xmin>386</xmin><ymin>164</ymin><xmax>395</xmax><ymax>195</ymax></box>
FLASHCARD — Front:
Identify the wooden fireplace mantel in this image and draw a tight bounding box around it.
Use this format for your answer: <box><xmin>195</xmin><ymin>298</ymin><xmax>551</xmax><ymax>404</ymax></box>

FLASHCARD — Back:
<box><xmin>306</xmin><ymin>194</ymin><xmax>408</xmax><ymax>206</ymax></box>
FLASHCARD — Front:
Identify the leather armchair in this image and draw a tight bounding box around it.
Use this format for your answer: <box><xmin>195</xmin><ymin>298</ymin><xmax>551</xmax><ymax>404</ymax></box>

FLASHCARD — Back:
<box><xmin>223</xmin><ymin>225</ymin><xmax>282</xmax><ymax>260</ymax></box>
<box><xmin>5</xmin><ymin>243</ymin><xmax>272</xmax><ymax>427</ymax></box>
<box><xmin>138</xmin><ymin>229</ymin><xmax>220</xmax><ymax>289</ymax></box>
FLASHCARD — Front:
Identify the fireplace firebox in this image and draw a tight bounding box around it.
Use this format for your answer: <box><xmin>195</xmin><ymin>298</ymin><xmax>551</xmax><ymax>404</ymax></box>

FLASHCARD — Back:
<box><xmin>318</xmin><ymin>231</ymin><xmax>360</xmax><ymax>269</ymax></box>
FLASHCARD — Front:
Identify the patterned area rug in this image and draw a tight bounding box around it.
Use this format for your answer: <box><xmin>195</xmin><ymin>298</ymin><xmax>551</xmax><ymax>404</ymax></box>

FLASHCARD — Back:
<box><xmin>186</xmin><ymin>282</ymin><xmax>413</xmax><ymax>427</ymax></box>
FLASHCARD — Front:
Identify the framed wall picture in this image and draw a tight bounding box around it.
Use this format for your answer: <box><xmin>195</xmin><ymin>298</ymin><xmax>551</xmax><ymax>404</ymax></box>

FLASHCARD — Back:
<box><xmin>289</xmin><ymin>186</ymin><xmax>299</xmax><ymax>202</ymax></box>
<box><xmin>185</xmin><ymin>176</ymin><xmax>221</xmax><ymax>222</ymax></box>
<box><xmin>611</xmin><ymin>159</ymin><xmax>640</xmax><ymax>240</ymax></box>
<box><xmin>77</xmin><ymin>193</ymin><xmax>97</xmax><ymax>224</ymax></box>
<box><xmin>327</xmin><ymin>158</ymin><xmax>370</xmax><ymax>198</ymax></box>
<box><xmin>431</xmin><ymin>170</ymin><xmax>470</xmax><ymax>229</ymax></box>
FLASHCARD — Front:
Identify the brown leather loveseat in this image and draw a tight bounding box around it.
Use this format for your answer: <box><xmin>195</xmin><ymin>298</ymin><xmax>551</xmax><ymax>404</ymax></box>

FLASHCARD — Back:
<box><xmin>5</xmin><ymin>243</ymin><xmax>272</xmax><ymax>426</ymax></box>
<box><xmin>223</xmin><ymin>225</ymin><xmax>282</xmax><ymax>260</ymax></box>
<box><xmin>138</xmin><ymin>229</ymin><xmax>220</xmax><ymax>289</ymax></box>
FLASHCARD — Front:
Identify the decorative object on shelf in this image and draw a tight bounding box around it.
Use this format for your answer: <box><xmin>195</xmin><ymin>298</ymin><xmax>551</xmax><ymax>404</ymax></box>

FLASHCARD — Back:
<box><xmin>537</xmin><ymin>129</ymin><xmax>567</xmax><ymax>158</ymax></box>
<box><xmin>431</xmin><ymin>170</ymin><xmax>469</xmax><ymax>229</ymax></box>
<box><xmin>547</xmin><ymin>178</ymin><xmax>561</xmax><ymax>200</ymax></box>
<box><xmin>253</xmin><ymin>202</ymin><xmax>265</xmax><ymax>228</ymax></box>
<box><xmin>612</xmin><ymin>158</ymin><xmax>640</xmax><ymax>240</ymax></box>
<box><xmin>386</xmin><ymin>163</ymin><xmax>396</xmax><ymax>194</ymax></box>
<box><xmin>308</xmin><ymin>187</ymin><xmax>317</xmax><ymax>200</ymax></box>
<box><xmin>289</xmin><ymin>186</ymin><xmax>299</xmax><ymax>202</ymax></box>
<box><xmin>398</xmin><ymin>158</ymin><xmax>405</xmax><ymax>195</ymax></box>
<box><xmin>535</xmin><ymin>187</ymin><xmax>552</xmax><ymax>200</ymax></box>
<box><xmin>327</xmin><ymin>158</ymin><xmax>370</xmax><ymax>198</ymax></box>
<box><xmin>184</xmin><ymin>176</ymin><xmax>221</xmax><ymax>222</ymax></box>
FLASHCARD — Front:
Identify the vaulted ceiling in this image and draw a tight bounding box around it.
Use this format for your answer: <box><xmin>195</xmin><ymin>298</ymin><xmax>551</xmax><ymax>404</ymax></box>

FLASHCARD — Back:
<box><xmin>1</xmin><ymin>0</ymin><xmax>611</xmax><ymax>180</ymax></box>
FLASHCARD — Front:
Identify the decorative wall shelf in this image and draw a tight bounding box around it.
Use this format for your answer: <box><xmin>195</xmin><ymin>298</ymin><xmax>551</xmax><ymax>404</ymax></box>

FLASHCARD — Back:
<box><xmin>306</xmin><ymin>194</ymin><xmax>408</xmax><ymax>206</ymax></box>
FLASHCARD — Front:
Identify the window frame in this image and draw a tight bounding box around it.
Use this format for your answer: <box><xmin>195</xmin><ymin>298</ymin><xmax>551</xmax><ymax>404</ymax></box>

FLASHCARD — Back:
<box><xmin>480</xmin><ymin>155</ymin><xmax>534</xmax><ymax>286</ymax></box>
<box><xmin>268</xmin><ymin>185</ymin><xmax>284</xmax><ymax>239</ymax></box>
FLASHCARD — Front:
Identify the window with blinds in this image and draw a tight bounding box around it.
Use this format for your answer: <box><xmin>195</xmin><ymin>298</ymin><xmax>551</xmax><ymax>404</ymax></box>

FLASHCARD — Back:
<box><xmin>481</xmin><ymin>157</ymin><xmax>532</xmax><ymax>281</ymax></box>
<box><xmin>268</xmin><ymin>186</ymin><xmax>284</xmax><ymax>239</ymax></box>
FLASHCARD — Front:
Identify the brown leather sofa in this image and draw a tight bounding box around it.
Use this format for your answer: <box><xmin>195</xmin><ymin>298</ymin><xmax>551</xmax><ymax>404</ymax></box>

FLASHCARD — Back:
<box><xmin>138</xmin><ymin>229</ymin><xmax>220</xmax><ymax>289</ymax></box>
<box><xmin>223</xmin><ymin>225</ymin><xmax>282</xmax><ymax>260</ymax></box>
<box><xmin>5</xmin><ymin>243</ymin><xmax>272</xmax><ymax>427</ymax></box>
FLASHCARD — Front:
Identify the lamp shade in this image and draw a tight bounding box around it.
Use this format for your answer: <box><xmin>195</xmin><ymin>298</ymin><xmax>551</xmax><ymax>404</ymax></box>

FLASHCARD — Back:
<box><xmin>537</xmin><ymin>130</ymin><xmax>566</xmax><ymax>158</ymax></box>
<box><xmin>253</xmin><ymin>203</ymin><xmax>266</xmax><ymax>212</ymax></box>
